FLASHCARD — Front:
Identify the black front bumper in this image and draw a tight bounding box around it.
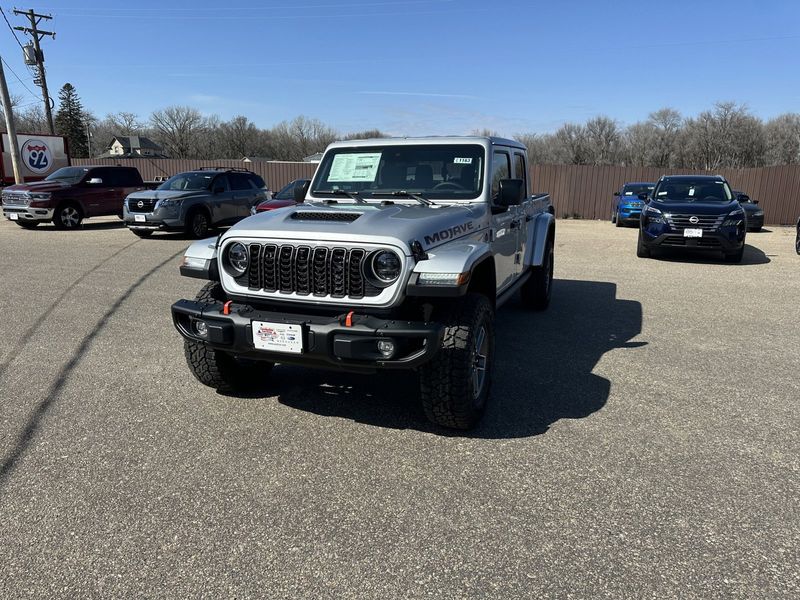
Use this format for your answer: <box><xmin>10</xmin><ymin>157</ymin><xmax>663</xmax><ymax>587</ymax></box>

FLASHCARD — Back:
<box><xmin>171</xmin><ymin>300</ymin><xmax>444</xmax><ymax>373</ymax></box>
<box><xmin>643</xmin><ymin>229</ymin><xmax>744</xmax><ymax>252</ymax></box>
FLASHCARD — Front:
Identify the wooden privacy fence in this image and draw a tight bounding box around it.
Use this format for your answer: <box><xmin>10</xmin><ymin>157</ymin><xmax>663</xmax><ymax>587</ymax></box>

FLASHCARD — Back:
<box><xmin>531</xmin><ymin>164</ymin><xmax>800</xmax><ymax>226</ymax></box>
<box><xmin>73</xmin><ymin>159</ymin><xmax>800</xmax><ymax>226</ymax></box>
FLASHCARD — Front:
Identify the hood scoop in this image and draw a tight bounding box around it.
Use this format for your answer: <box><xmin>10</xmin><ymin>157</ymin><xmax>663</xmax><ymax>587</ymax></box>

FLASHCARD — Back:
<box><xmin>290</xmin><ymin>211</ymin><xmax>362</xmax><ymax>222</ymax></box>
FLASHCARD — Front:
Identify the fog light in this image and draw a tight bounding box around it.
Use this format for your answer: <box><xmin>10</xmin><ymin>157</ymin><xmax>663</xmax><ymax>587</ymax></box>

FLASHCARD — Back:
<box><xmin>377</xmin><ymin>339</ymin><xmax>396</xmax><ymax>358</ymax></box>
<box><xmin>194</xmin><ymin>320</ymin><xmax>208</xmax><ymax>337</ymax></box>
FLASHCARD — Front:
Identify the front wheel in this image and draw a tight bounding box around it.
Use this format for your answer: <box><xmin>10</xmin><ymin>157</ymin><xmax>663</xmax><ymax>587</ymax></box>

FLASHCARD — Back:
<box><xmin>615</xmin><ymin>210</ymin><xmax>623</xmax><ymax>227</ymax></box>
<box><xmin>186</xmin><ymin>209</ymin><xmax>210</xmax><ymax>239</ymax></box>
<box><xmin>636</xmin><ymin>230</ymin><xmax>651</xmax><ymax>258</ymax></box>
<box><xmin>53</xmin><ymin>203</ymin><xmax>83</xmax><ymax>229</ymax></box>
<box><xmin>419</xmin><ymin>293</ymin><xmax>494</xmax><ymax>430</ymax></box>
<box><xmin>184</xmin><ymin>282</ymin><xmax>273</xmax><ymax>392</ymax></box>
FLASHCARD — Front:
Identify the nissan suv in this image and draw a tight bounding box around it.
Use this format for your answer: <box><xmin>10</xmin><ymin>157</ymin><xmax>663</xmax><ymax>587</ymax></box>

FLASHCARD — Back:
<box><xmin>123</xmin><ymin>168</ymin><xmax>268</xmax><ymax>238</ymax></box>
<box><xmin>637</xmin><ymin>175</ymin><xmax>746</xmax><ymax>263</ymax></box>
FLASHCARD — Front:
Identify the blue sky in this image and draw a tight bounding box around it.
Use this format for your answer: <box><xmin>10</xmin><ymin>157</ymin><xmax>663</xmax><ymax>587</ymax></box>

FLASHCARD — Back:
<box><xmin>1</xmin><ymin>0</ymin><xmax>798</xmax><ymax>136</ymax></box>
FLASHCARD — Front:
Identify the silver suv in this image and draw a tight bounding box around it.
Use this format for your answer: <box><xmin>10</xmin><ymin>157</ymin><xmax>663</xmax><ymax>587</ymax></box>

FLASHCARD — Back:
<box><xmin>124</xmin><ymin>168</ymin><xmax>268</xmax><ymax>238</ymax></box>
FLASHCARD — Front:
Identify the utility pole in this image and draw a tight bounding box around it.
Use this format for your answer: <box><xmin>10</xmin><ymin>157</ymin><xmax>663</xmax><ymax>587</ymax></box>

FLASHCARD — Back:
<box><xmin>0</xmin><ymin>58</ymin><xmax>24</xmax><ymax>183</ymax></box>
<box><xmin>13</xmin><ymin>8</ymin><xmax>55</xmax><ymax>135</ymax></box>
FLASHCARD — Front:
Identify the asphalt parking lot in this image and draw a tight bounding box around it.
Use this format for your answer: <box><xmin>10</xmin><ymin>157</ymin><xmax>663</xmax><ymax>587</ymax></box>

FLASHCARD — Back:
<box><xmin>0</xmin><ymin>217</ymin><xmax>797</xmax><ymax>598</ymax></box>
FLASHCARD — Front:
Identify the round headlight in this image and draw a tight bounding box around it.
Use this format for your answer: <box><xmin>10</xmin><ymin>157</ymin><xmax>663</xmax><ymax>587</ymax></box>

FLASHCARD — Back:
<box><xmin>227</xmin><ymin>242</ymin><xmax>249</xmax><ymax>276</ymax></box>
<box><xmin>370</xmin><ymin>250</ymin><xmax>401</xmax><ymax>284</ymax></box>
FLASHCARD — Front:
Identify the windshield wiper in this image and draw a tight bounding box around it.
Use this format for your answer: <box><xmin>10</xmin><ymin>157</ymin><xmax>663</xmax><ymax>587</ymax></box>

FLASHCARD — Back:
<box><xmin>373</xmin><ymin>190</ymin><xmax>434</xmax><ymax>206</ymax></box>
<box><xmin>316</xmin><ymin>189</ymin><xmax>366</xmax><ymax>204</ymax></box>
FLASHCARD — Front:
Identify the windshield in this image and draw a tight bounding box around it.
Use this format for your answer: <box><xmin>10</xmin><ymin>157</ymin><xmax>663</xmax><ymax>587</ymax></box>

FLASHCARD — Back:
<box><xmin>157</xmin><ymin>172</ymin><xmax>215</xmax><ymax>191</ymax></box>
<box><xmin>311</xmin><ymin>144</ymin><xmax>485</xmax><ymax>201</ymax></box>
<box><xmin>622</xmin><ymin>184</ymin><xmax>653</xmax><ymax>197</ymax></box>
<box><xmin>45</xmin><ymin>167</ymin><xmax>89</xmax><ymax>184</ymax></box>
<box><xmin>653</xmin><ymin>179</ymin><xmax>733</xmax><ymax>203</ymax></box>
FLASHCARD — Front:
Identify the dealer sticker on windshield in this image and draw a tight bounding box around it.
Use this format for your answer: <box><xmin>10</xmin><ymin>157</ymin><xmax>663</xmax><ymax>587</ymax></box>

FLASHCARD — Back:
<box><xmin>252</xmin><ymin>321</ymin><xmax>303</xmax><ymax>354</ymax></box>
<box><xmin>454</xmin><ymin>157</ymin><xmax>473</xmax><ymax>164</ymax></box>
<box><xmin>329</xmin><ymin>152</ymin><xmax>381</xmax><ymax>182</ymax></box>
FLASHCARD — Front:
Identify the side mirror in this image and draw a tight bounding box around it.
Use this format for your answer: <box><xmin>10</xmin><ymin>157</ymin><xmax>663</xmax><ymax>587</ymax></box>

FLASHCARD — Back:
<box><xmin>736</xmin><ymin>194</ymin><xmax>751</xmax><ymax>203</ymax></box>
<box><xmin>753</xmin><ymin>199</ymin><xmax>759</xmax><ymax>204</ymax></box>
<box><xmin>87</xmin><ymin>177</ymin><xmax>103</xmax><ymax>185</ymax></box>
<box><xmin>213</xmin><ymin>185</ymin><xmax>225</xmax><ymax>194</ymax></box>
<box><xmin>497</xmin><ymin>178</ymin><xmax>525</xmax><ymax>207</ymax></box>
<box><xmin>613</xmin><ymin>191</ymin><xmax>620</xmax><ymax>196</ymax></box>
<box><xmin>637</xmin><ymin>193</ymin><xmax>649</xmax><ymax>201</ymax></box>
<box><xmin>294</xmin><ymin>181</ymin><xmax>310</xmax><ymax>203</ymax></box>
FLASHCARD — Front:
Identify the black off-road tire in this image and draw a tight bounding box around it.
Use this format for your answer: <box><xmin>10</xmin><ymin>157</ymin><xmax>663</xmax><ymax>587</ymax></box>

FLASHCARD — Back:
<box><xmin>184</xmin><ymin>282</ymin><xmax>273</xmax><ymax>392</ymax></box>
<box><xmin>520</xmin><ymin>234</ymin><xmax>554</xmax><ymax>310</ymax></box>
<box><xmin>419</xmin><ymin>293</ymin><xmax>495</xmax><ymax>430</ymax></box>
<box><xmin>16</xmin><ymin>220</ymin><xmax>39</xmax><ymax>229</ymax></box>
<box><xmin>186</xmin><ymin>208</ymin><xmax>211</xmax><ymax>239</ymax></box>
<box><xmin>131</xmin><ymin>229</ymin><xmax>154</xmax><ymax>238</ymax></box>
<box><xmin>611</xmin><ymin>210</ymin><xmax>617</xmax><ymax>224</ymax></box>
<box><xmin>636</xmin><ymin>230</ymin><xmax>651</xmax><ymax>258</ymax></box>
<box><xmin>724</xmin><ymin>246</ymin><xmax>745</xmax><ymax>263</ymax></box>
<box><xmin>615</xmin><ymin>211</ymin><xmax>623</xmax><ymax>227</ymax></box>
<box><xmin>53</xmin><ymin>202</ymin><xmax>83</xmax><ymax>229</ymax></box>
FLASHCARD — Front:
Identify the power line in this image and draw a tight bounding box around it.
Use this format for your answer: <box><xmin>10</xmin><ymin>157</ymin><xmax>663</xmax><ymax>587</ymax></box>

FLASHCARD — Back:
<box><xmin>1</xmin><ymin>57</ymin><xmax>39</xmax><ymax>100</ymax></box>
<box><xmin>0</xmin><ymin>6</ymin><xmax>24</xmax><ymax>50</ymax></box>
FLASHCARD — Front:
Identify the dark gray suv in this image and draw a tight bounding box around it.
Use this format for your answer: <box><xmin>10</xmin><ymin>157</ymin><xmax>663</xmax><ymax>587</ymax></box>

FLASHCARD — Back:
<box><xmin>123</xmin><ymin>168</ymin><xmax>268</xmax><ymax>238</ymax></box>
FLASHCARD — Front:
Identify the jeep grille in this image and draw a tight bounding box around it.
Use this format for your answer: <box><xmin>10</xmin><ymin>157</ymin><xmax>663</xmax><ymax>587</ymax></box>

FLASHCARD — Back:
<box><xmin>245</xmin><ymin>243</ymin><xmax>380</xmax><ymax>298</ymax></box>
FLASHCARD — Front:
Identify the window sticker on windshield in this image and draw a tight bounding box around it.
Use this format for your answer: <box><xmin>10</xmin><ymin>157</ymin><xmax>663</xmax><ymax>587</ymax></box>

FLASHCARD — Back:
<box><xmin>657</xmin><ymin>191</ymin><xmax>668</xmax><ymax>196</ymax></box>
<box><xmin>454</xmin><ymin>157</ymin><xmax>472</xmax><ymax>164</ymax></box>
<box><xmin>688</xmin><ymin>187</ymin><xmax>695</xmax><ymax>196</ymax></box>
<box><xmin>329</xmin><ymin>153</ymin><xmax>381</xmax><ymax>182</ymax></box>
<box><xmin>624</xmin><ymin>191</ymin><xmax>634</xmax><ymax>195</ymax></box>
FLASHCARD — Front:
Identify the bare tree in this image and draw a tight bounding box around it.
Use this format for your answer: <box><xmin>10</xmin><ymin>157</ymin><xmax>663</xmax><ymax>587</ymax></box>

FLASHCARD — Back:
<box><xmin>623</xmin><ymin>122</ymin><xmax>656</xmax><ymax>167</ymax></box>
<box><xmin>585</xmin><ymin>116</ymin><xmax>621</xmax><ymax>165</ymax></box>
<box><xmin>219</xmin><ymin>115</ymin><xmax>263</xmax><ymax>158</ymax></box>
<box><xmin>764</xmin><ymin>113</ymin><xmax>800</xmax><ymax>165</ymax></box>
<box><xmin>107</xmin><ymin>111</ymin><xmax>145</xmax><ymax>135</ymax></box>
<box><xmin>343</xmin><ymin>129</ymin><xmax>389</xmax><ymax>140</ymax></box>
<box><xmin>648</xmin><ymin>108</ymin><xmax>681</xmax><ymax>167</ymax></box>
<box><xmin>268</xmin><ymin>116</ymin><xmax>338</xmax><ymax>161</ymax></box>
<box><xmin>515</xmin><ymin>132</ymin><xmax>560</xmax><ymax>164</ymax></box>
<box><xmin>150</xmin><ymin>105</ymin><xmax>205</xmax><ymax>158</ymax></box>
<box><xmin>554</xmin><ymin>123</ymin><xmax>590</xmax><ymax>164</ymax></box>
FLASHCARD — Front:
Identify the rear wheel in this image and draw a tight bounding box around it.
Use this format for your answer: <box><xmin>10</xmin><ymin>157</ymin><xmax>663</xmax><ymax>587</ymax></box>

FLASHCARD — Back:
<box><xmin>520</xmin><ymin>234</ymin><xmax>554</xmax><ymax>310</ymax></box>
<box><xmin>186</xmin><ymin>209</ymin><xmax>210</xmax><ymax>239</ymax></box>
<box><xmin>419</xmin><ymin>293</ymin><xmax>495</xmax><ymax>430</ymax></box>
<box><xmin>636</xmin><ymin>229</ymin><xmax>651</xmax><ymax>258</ymax></box>
<box><xmin>16</xmin><ymin>220</ymin><xmax>39</xmax><ymax>229</ymax></box>
<box><xmin>184</xmin><ymin>282</ymin><xmax>273</xmax><ymax>392</ymax></box>
<box><xmin>53</xmin><ymin>203</ymin><xmax>82</xmax><ymax>229</ymax></box>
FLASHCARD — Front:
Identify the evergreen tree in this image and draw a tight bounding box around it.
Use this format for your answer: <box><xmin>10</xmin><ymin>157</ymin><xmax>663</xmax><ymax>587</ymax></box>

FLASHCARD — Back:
<box><xmin>54</xmin><ymin>83</ymin><xmax>88</xmax><ymax>158</ymax></box>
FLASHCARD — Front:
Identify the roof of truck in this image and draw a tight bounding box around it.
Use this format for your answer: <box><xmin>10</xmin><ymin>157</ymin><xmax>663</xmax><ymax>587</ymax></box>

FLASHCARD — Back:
<box><xmin>326</xmin><ymin>136</ymin><xmax>526</xmax><ymax>151</ymax></box>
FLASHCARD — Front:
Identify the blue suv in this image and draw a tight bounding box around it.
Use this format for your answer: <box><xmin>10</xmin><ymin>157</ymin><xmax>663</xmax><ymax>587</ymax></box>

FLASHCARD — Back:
<box><xmin>637</xmin><ymin>175</ymin><xmax>746</xmax><ymax>263</ymax></box>
<box><xmin>612</xmin><ymin>182</ymin><xmax>654</xmax><ymax>227</ymax></box>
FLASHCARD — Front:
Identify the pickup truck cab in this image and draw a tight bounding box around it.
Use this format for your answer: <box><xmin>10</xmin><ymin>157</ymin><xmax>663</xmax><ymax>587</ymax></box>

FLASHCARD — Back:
<box><xmin>171</xmin><ymin>136</ymin><xmax>556</xmax><ymax>429</ymax></box>
<box><xmin>637</xmin><ymin>175</ymin><xmax>747</xmax><ymax>263</ymax></box>
<box><xmin>2</xmin><ymin>165</ymin><xmax>149</xmax><ymax>229</ymax></box>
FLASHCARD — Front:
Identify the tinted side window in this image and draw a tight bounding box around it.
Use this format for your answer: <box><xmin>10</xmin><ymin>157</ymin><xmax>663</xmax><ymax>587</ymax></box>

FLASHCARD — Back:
<box><xmin>212</xmin><ymin>175</ymin><xmax>230</xmax><ymax>192</ymax></box>
<box><xmin>513</xmin><ymin>153</ymin><xmax>527</xmax><ymax>196</ymax></box>
<box><xmin>90</xmin><ymin>168</ymin><xmax>115</xmax><ymax>186</ymax></box>
<box><xmin>229</xmin><ymin>173</ymin><xmax>252</xmax><ymax>191</ymax></box>
<box><xmin>491</xmin><ymin>151</ymin><xmax>510</xmax><ymax>200</ymax></box>
<box><xmin>249</xmin><ymin>174</ymin><xmax>266</xmax><ymax>189</ymax></box>
<box><xmin>116</xmin><ymin>168</ymin><xmax>142</xmax><ymax>187</ymax></box>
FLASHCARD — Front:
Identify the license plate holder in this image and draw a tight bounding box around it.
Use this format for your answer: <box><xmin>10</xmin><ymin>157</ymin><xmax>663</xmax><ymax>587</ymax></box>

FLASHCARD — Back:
<box><xmin>134</xmin><ymin>214</ymin><xmax>146</xmax><ymax>222</ymax></box>
<box><xmin>683</xmin><ymin>228</ymin><xmax>703</xmax><ymax>238</ymax></box>
<box><xmin>251</xmin><ymin>321</ymin><xmax>303</xmax><ymax>354</ymax></box>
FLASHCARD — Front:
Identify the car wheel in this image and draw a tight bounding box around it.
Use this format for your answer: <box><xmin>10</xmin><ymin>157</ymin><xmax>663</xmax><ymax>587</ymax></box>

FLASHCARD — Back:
<box><xmin>186</xmin><ymin>209</ymin><xmax>210</xmax><ymax>239</ymax></box>
<box><xmin>16</xmin><ymin>220</ymin><xmax>39</xmax><ymax>229</ymax></box>
<box><xmin>520</xmin><ymin>234</ymin><xmax>554</xmax><ymax>311</ymax></box>
<box><xmin>611</xmin><ymin>210</ymin><xmax>616</xmax><ymax>224</ymax></box>
<box><xmin>636</xmin><ymin>229</ymin><xmax>651</xmax><ymax>258</ymax></box>
<box><xmin>419</xmin><ymin>293</ymin><xmax>494</xmax><ymax>430</ymax></box>
<box><xmin>615</xmin><ymin>210</ymin><xmax>623</xmax><ymax>227</ymax></box>
<box><xmin>53</xmin><ymin>203</ymin><xmax>83</xmax><ymax>229</ymax></box>
<box><xmin>724</xmin><ymin>246</ymin><xmax>745</xmax><ymax>263</ymax></box>
<box><xmin>184</xmin><ymin>282</ymin><xmax>273</xmax><ymax>392</ymax></box>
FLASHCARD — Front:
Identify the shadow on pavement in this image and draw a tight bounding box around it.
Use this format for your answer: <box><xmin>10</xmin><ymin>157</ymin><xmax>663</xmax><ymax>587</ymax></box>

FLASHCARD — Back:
<box><xmin>653</xmin><ymin>243</ymin><xmax>770</xmax><ymax>265</ymax></box>
<box><xmin>271</xmin><ymin>279</ymin><xmax>644</xmax><ymax>439</ymax></box>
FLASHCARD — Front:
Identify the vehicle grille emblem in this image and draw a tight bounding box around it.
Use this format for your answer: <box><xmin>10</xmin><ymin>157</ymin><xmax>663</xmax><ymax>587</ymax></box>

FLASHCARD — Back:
<box><xmin>137</xmin><ymin>200</ymin><xmax>144</xmax><ymax>209</ymax></box>
<box><xmin>689</xmin><ymin>216</ymin><xmax>699</xmax><ymax>224</ymax></box>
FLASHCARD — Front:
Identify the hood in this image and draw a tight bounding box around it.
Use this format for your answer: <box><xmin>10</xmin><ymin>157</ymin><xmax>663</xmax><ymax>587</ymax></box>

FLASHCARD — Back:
<box><xmin>3</xmin><ymin>180</ymin><xmax>72</xmax><ymax>193</ymax></box>
<box><xmin>651</xmin><ymin>199</ymin><xmax>741</xmax><ymax>216</ymax></box>
<box><xmin>226</xmin><ymin>201</ymin><xmax>490</xmax><ymax>252</ymax></box>
<box><xmin>126</xmin><ymin>189</ymin><xmax>206</xmax><ymax>201</ymax></box>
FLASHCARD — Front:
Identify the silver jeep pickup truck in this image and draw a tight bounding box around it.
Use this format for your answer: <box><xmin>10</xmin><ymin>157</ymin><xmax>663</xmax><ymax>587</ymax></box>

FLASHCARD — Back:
<box><xmin>171</xmin><ymin>136</ymin><xmax>555</xmax><ymax>429</ymax></box>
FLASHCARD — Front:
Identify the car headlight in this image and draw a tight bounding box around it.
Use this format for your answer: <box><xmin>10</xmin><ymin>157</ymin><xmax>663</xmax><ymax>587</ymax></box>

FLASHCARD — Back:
<box><xmin>729</xmin><ymin>208</ymin><xmax>744</xmax><ymax>217</ymax></box>
<box><xmin>368</xmin><ymin>250</ymin><xmax>402</xmax><ymax>286</ymax></box>
<box><xmin>722</xmin><ymin>208</ymin><xmax>745</xmax><ymax>227</ymax></box>
<box><xmin>753</xmin><ymin>210</ymin><xmax>764</xmax><ymax>216</ymax></box>
<box><xmin>159</xmin><ymin>198</ymin><xmax>182</xmax><ymax>208</ymax></box>
<box><xmin>225</xmin><ymin>242</ymin><xmax>249</xmax><ymax>276</ymax></box>
<box><xmin>643</xmin><ymin>205</ymin><xmax>664</xmax><ymax>224</ymax></box>
<box><xmin>30</xmin><ymin>192</ymin><xmax>50</xmax><ymax>200</ymax></box>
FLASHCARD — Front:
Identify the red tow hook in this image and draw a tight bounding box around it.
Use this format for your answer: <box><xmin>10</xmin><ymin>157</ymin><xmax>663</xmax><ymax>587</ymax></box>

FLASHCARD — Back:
<box><xmin>345</xmin><ymin>310</ymin><xmax>354</xmax><ymax>327</ymax></box>
<box><xmin>223</xmin><ymin>300</ymin><xmax>233</xmax><ymax>315</ymax></box>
